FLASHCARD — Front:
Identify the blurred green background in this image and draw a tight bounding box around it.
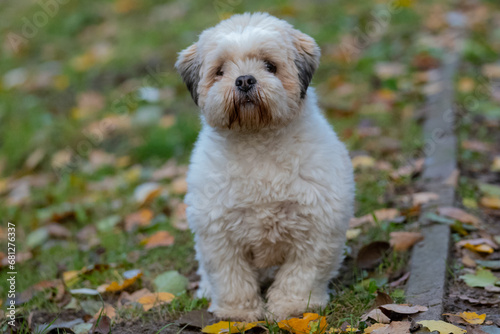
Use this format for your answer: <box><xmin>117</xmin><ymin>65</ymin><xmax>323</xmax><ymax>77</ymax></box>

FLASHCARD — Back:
<box><xmin>1</xmin><ymin>0</ymin><xmax>500</xmax><ymax>328</ymax></box>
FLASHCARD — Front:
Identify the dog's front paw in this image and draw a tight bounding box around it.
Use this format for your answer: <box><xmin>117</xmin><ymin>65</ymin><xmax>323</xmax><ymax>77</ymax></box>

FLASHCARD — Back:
<box><xmin>211</xmin><ymin>305</ymin><xmax>264</xmax><ymax>322</ymax></box>
<box><xmin>266</xmin><ymin>295</ymin><xmax>329</xmax><ymax>321</ymax></box>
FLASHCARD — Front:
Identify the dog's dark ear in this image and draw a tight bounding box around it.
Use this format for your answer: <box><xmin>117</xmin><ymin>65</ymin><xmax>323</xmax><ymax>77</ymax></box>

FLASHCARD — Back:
<box><xmin>292</xmin><ymin>30</ymin><xmax>320</xmax><ymax>99</ymax></box>
<box><xmin>175</xmin><ymin>43</ymin><xmax>201</xmax><ymax>105</ymax></box>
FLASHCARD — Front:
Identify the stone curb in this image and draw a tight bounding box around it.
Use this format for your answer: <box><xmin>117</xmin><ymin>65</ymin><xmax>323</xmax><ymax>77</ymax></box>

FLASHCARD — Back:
<box><xmin>405</xmin><ymin>22</ymin><xmax>466</xmax><ymax>321</ymax></box>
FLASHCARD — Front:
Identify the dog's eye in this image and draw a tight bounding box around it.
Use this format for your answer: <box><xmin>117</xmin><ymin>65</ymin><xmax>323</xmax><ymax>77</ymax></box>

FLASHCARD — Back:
<box><xmin>264</xmin><ymin>61</ymin><xmax>277</xmax><ymax>74</ymax></box>
<box><xmin>216</xmin><ymin>68</ymin><xmax>224</xmax><ymax>76</ymax></box>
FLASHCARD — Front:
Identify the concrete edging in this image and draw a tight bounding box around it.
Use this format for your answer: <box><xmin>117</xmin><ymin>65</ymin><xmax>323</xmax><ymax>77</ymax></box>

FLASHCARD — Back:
<box><xmin>405</xmin><ymin>21</ymin><xmax>465</xmax><ymax>321</ymax></box>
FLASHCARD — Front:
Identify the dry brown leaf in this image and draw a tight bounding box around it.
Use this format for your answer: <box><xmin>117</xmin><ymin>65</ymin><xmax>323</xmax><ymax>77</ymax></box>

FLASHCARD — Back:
<box><xmin>117</xmin><ymin>288</ymin><xmax>152</xmax><ymax>307</ymax></box>
<box><xmin>390</xmin><ymin>158</ymin><xmax>424</xmax><ymax>180</ymax></box>
<box><xmin>124</xmin><ymin>209</ymin><xmax>154</xmax><ymax>232</ymax></box>
<box><xmin>90</xmin><ymin>315</ymin><xmax>111</xmax><ymax>334</ymax></box>
<box><xmin>374</xmin><ymin>62</ymin><xmax>405</xmax><ymax>79</ymax></box>
<box><xmin>114</xmin><ymin>0</ymin><xmax>140</xmax><ymax>13</ymax></box>
<box><xmin>88</xmin><ymin>150</ymin><xmax>116</xmax><ymax>169</ymax></box>
<box><xmin>76</xmin><ymin>91</ymin><xmax>105</xmax><ymax>115</ymax></box>
<box><xmin>141</xmin><ymin>231</ymin><xmax>175</xmax><ymax>249</ymax></box>
<box><xmin>482</xmin><ymin>63</ymin><xmax>500</xmax><ymax>79</ymax></box>
<box><xmin>399</xmin><ymin>192</ymin><xmax>439</xmax><ymax>206</ymax></box>
<box><xmin>361</xmin><ymin>309</ymin><xmax>391</xmax><ymax>324</ymax></box>
<box><xmin>46</xmin><ymin>223</ymin><xmax>71</xmax><ymax>239</ymax></box>
<box><xmin>152</xmin><ymin>161</ymin><xmax>178</xmax><ymax>181</ymax></box>
<box><xmin>456</xmin><ymin>238</ymin><xmax>498</xmax><ymax>250</ymax></box>
<box><xmin>389</xmin><ymin>232</ymin><xmax>424</xmax><ymax>251</ymax></box>
<box><xmin>389</xmin><ymin>272</ymin><xmax>410</xmax><ymax>287</ymax></box>
<box><xmin>462</xmin><ymin>140</ymin><xmax>491</xmax><ymax>153</ymax></box>
<box><xmin>364</xmin><ymin>323</ymin><xmax>389</xmax><ymax>333</ymax></box>
<box><xmin>94</xmin><ymin>303</ymin><xmax>116</xmax><ymax>320</ymax></box>
<box><xmin>349</xmin><ymin>208</ymin><xmax>400</xmax><ymax>228</ymax></box>
<box><xmin>437</xmin><ymin>207</ymin><xmax>481</xmax><ymax>227</ymax></box>
<box><xmin>375</xmin><ymin>291</ymin><xmax>393</xmax><ymax>307</ymax></box>
<box><xmin>171</xmin><ymin>177</ymin><xmax>188</xmax><ymax>195</ymax></box>
<box><xmin>443</xmin><ymin>169</ymin><xmax>459</xmax><ymax>187</ymax></box>
<box><xmin>372</xmin><ymin>321</ymin><xmax>411</xmax><ymax>334</ymax></box>
<box><xmin>379</xmin><ymin>304</ymin><xmax>428</xmax><ymax>315</ymax></box>
<box><xmin>457</xmin><ymin>77</ymin><xmax>475</xmax><ymax>93</ymax></box>
<box><xmin>172</xmin><ymin>202</ymin><xmax>189</xmax><ymax>231</ymax></box>
<box><xmin>356</xmin><ymin>241</ymin><xmax>391</xmax><ymax>269</ymax></box>
<box><xmin>24</xmin><ymin>148</ymin><xmax>45</xmax><ymax>170</ymax></box>
<box><xmin>461</xmin><ymin>253</ymin><xmax>477</xmax><ymax>268</ymax></box>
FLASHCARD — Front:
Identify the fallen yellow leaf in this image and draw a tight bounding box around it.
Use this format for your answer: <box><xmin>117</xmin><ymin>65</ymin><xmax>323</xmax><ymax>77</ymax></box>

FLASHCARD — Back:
<box><xmin>278</xmin><ymin>313</ymin><xmax>328</xmax><ymax>334</ymax></box>
<box><xmin>458</xmin><ymin>311</ymin><xmax>486</xmax><ymax>325</ymax></box>
<box><xmin>137</xmin><ymin>292</ymin><xmax>175</xmax><ymax>311</ymax></box>
<box><xmin>346</xmin><ymin>228</ymin><xmax>361</xmax><ymax>240</ymax></box>
<box><xmin>480</xmin><ymin>196</ymin><xmax>500</xmax><ymax>209</ymax></box>
<box><xmin>492</xmin><ymin>156</ymin><xmax>500</xmax><ymax>172</ymax></box>
<box><xmin>464</xmin><ymin>243</ymin><xmax>494</xmax><ymax>254</ymax></box>
<box><xmin>418</xmin><ymin>320</ymin><xmax>466</xmax><ymax>334</ymax></box>
<box><xmin>351</xmin><ymin>155</ymin><xmax>375</xmax><ymax>169</ymax></box>
<box><xmin>202</xmin><ymin>321</ymin><xmax>261</xmax><ymax>334</ymax></box>
<box><xmin>63</xmin><ymin>270</ymin><xmax>80</xmax><ymax>287</ymax></box>
<box><xmin>329</xmin><ymin>325</ymin><xmax>358</xmax><ymax>333</ymax></box>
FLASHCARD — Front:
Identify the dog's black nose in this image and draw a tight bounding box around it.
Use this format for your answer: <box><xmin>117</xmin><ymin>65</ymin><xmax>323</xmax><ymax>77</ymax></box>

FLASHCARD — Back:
<box><xmin>235</xmin><ymin>75</ymin><xmax>257</xmax><ymax>92</ymax></box>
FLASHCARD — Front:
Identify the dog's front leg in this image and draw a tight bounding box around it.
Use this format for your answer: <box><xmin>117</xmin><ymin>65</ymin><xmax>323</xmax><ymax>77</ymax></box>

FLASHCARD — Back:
<box><xmin>265</xmin><ymin>241</ymin><xmax>343</xmax><ymax>320</ymax></box>
<box><xmin>198</xmin><ymin>236</ymin><xmax>264</xmax><ymax>321</ymax></box>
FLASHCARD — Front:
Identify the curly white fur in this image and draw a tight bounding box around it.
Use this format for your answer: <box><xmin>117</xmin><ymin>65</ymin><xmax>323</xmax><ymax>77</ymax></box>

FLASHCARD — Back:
<box><xmin>176</xmin><ymin>13</ymin><xmax>355</xmax><ymax>321</ymax></box>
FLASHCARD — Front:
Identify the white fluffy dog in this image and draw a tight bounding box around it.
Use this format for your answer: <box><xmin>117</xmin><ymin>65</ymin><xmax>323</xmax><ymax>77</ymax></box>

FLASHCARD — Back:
<box><xmin>175</xmin><ymin>12</ymin><xmax>354</xmax><ymax>321</ymax></box>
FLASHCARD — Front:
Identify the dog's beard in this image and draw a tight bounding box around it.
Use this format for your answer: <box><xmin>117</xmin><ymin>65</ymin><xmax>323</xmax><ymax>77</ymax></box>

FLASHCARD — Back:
<box><xmin>224</xmin><ymin>88</ymin><xmax>272</xmax><ymax>129</ymax></box>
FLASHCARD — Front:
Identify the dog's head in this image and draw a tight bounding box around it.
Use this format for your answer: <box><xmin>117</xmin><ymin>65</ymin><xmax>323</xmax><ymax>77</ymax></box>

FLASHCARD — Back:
<box><xmin>175</xmin><ymin>13</ymin><xmax>320</xmax><ymax>130</ymax></box>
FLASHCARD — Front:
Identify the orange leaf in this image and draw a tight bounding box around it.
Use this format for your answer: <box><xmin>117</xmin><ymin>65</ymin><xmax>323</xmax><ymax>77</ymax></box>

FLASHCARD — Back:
<box><xmin>141</xmin><ymin>231</ymin><xmax>175</xmax><ymax>249</ymax></box>
<box><xmin>125</xmin><ymin>209</ymin><xmax>154</xmax><ymax>231</ymax></box>
<box><xmin>278</xmin><ymin>313</ymin><xmax>328</xmax><ymax>334</ymax></box>
<box><xmin>137</xmin><ymin>292</ymin><xmax>175</xmax><ymax>311</ymax></box>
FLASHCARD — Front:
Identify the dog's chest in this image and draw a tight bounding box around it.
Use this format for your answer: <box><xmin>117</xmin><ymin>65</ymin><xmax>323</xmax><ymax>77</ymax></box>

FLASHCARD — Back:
<box><xmin>219</xmin><ymin>144</ymin><xmax>315</xmax><ymax>255</ymax></box>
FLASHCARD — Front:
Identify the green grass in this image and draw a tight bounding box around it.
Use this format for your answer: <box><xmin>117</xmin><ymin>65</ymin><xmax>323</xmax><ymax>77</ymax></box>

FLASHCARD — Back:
<box><xmin>1</xmin><ymin>0</ymin><xmax>473</xmax><ymax>331</ymax></box>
